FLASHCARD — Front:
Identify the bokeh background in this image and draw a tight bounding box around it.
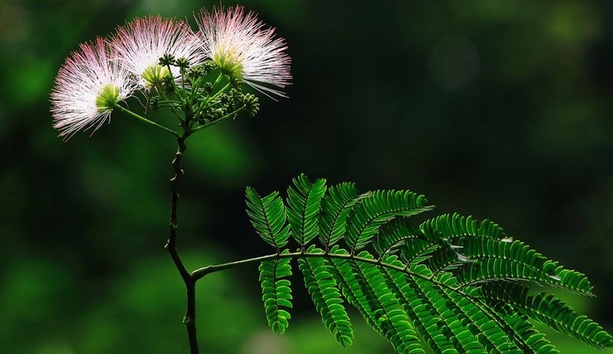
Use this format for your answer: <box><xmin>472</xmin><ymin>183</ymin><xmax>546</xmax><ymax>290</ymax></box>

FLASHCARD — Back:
<box><xmin>1</xmin><ymin>0</ymin><xmax>612</xmax><ymax>353</ymax></box>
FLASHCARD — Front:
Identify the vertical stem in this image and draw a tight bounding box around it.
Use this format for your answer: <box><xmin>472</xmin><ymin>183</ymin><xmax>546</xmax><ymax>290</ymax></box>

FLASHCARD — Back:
<box><xmin>185</xmin><ymin>277</ymin><xmax>198</xmax><ymax>352</ymax></box>
<box><xmin>165</xmin><ymin>133</ymin><xmax>200</xmax><ymax>354</ymax></box>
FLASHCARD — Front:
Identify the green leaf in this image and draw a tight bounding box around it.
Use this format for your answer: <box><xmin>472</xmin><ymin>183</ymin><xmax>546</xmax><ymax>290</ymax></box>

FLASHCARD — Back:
<box><xmin>245</xmin><ymin>186</ymin><xmax>291</xmax><ymax>249</ymax></box>
<box><xmin>327</xmin><ymin>246</ymin><xmax>386</xmax><ymax>336</ymax></box>
<box><xmin>345</xmin><ymin>190</ymin><xmax>432</xmax><ymax>253</ymax></box>
<box><xmin>355</xmin><ymin>252</ymin><xmax>425</xmax><ymax>354</ymax></box>
<box><xmin>420</xmin><ymin>213</ymin><xmax>507</xmax><ymax>241</ymax></box>
<box><xmin>318</xmin><ymin>182</ymin><xmax>361</xmax><ymax>248</ymax></box>
<box><xmin>420</xmin><ymin>213</ymin><xmax>595</xmax><ymax>296</ymax></box>
<box><xmin>490</xmin><ymin>301</ymin><xmax>560</xmax><ymax>354</ymax></box>
<box><xmin>380</xmin><ymin>265</ymin><xmax>457</xmax><ymax>353</ymax></box>
<box><xmin>245</xmin><ymin>175</ymin><xmax>613</xmax><ymax>354</ymax></box>
<box><xmin>286</xmin><ymin>174</ymin><xmax>327</xmax><ymax>247</ymax></box>
<box><xmin>384</xmin><ymin>254</ymin><xmax>520</xmax><ymax>353</ymax></box>
<box><xmin>480</xmin><ymin>282</ymin><xmax>613</xmax><ymax>350</ymax></box>
<box><xmin>457</xmin><ymin>238</ymin><xmax>593</xmax><ymax>294</ymax></box>
<box><xmin>259</xmin><ymin>255</ymin><xmax>293</xmax><ymax>334</ymax></box>
<box><xmin>373</xmin><ymin>219</ymin><xmax>424</xmax><ymax>257</ymax></box>
<box><xmin>298</xmin><ymin>245</ymin><xmax>353</xmax><ymax>346</ymax></box>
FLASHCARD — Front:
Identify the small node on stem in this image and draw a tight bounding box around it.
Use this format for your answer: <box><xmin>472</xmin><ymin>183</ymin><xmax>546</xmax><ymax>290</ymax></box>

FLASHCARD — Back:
<box><xmin>175</xmin><ymin>57</ymin><xmax>190</xmax><ymax>70</ymax></box>
<box><xmin>230</xmin><ymin>76</ymin><xmax>244</xmax><ymax>88</ymax></box>
<box><xmin>159</xmin><ymin>53</ymin><xmax>176</xmax><ymax>67</ymax></box>
<box><xmin>162</xmin><ymin>74</ymin><xmax>175</xmax><ymax>94</ymax></box>
<box><xmin>202</xmin><ymin>60</ymin><xmax>218</xmax><ymax>74</ymax></box>
<box><xmin>188</xmin><ymin>60</ymin><xmax>217</xmax><ymax>81</ymax></box>
<box><xmin>227</xmin><ymin>88</ymin><xmax>244</xmax><ymax>109</ymax></box>
<box><xmin>149</xmin><ymin>95</ymin><xmax>161</xmax><ymax>111</ymax></box>
<box><xmin>242</xmin><ymin>93</ymin><xmax>260</xmax><ymax>117</ymax></box>
<box><xmin>202</xmin><ymin>82</ymin><xmax>213</xmax><ymax>94</ymax></box>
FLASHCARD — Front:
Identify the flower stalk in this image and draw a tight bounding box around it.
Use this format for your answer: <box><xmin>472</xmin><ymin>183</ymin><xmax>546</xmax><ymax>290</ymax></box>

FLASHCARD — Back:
<box><xmin>112</xmin><ymin>104</ymin><xmax>180</xmax><ymax>137</ymax></box>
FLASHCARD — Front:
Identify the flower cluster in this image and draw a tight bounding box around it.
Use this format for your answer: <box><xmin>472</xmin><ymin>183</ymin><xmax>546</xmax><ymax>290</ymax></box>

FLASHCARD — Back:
<box><xmin>111</xmin><ymin>15</ymin><xmax>205</xmax><ymax>89</ymax></box>
<box><xmin>51</xmin><ymin>37</ymin><xmax>137</xmax><ymax>138</ymax></box>
<box><xmin>50</xmin><ymin>6</ymin><xmax>291</xmax><ymax>139</ymax></box>
<box><xmin>196</xmin><ymin>6</ymin><xmax>291</xmax><ymax>98</ymax></box>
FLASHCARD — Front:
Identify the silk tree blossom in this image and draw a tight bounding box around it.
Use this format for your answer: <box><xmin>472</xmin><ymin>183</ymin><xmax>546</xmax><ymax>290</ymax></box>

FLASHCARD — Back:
<box><xmin>110</xmin><ymin>15</ymin><xmax>205</xmax><ymax>88</ymax></box>
<box><xmin>51</xmin><ymin>37</ymin><xmax>136</xmax><ymax>139</ymax></box>
<box><xmin>195</xmin><ymin>6</ymin><xmax>292</xmax><ymax>98</ymax></box>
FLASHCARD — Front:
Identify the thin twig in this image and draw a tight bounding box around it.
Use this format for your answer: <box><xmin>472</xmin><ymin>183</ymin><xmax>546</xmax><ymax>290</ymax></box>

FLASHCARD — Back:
<box><xmin>113</xmin><ymin>103</ymin><xmax>181</xmax><ymax>137</ymax></box>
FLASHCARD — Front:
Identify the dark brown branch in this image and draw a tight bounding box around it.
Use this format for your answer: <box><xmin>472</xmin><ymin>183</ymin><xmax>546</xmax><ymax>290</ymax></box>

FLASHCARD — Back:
<box><xmin>165</xmin><ymin>133</ymin><xmax>199</xmax><ymax>354</ymax></box>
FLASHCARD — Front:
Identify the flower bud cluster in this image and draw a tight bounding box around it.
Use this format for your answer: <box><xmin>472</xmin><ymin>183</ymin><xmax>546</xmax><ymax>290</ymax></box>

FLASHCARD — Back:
<box><xmin>50</xmin><ymin>6</ymin><xmax>291</xmax><ymax>139</ymax></box>
<box><xmin>154</xmin><ymin>55</ymin><xmax>260</xmax><ymax>127</ymax></box>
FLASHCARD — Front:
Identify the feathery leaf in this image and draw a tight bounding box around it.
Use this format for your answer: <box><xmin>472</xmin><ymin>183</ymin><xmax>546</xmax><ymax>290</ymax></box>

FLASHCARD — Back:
<box><xmin>480</xmin><ymin>282</ymin><xmax>613</xmax><ymax>349</ymax></box>
<box><xmin>286</xmin><ymin>174</ymin><xmax>327</xmax><ymax>247</ymax></box>
<box><xmin>345</xmin><ymin>190</ymin><xmax>432</xmax><ymax>252</ymax></box>
<box><xmin>319</xmin><ymin>182</ymin><xmax>362</xmax><ymax>248</ymax></box>
<box><xmin>245</xmin><ymin>174</ymin><xmax>613</xmax><ymax>354</ymax></box>
<box><xmin>245</xmin><ymin>186</ymin><xmax>291</xmax><ymax>249</ymax></box>
<box><xmin>298</xmin><ymin>245</ymin><xmax>353</xmax><ymax>346</ymax></box>
<box><xmin>259</xmin><ymin>254</ymin><xmax>293</xmax><ymax>334</ymax></box>
<box><xmin>355</xmin><ymin>251</ymin><xmax>425</xmax><ymax>354</ymax></box>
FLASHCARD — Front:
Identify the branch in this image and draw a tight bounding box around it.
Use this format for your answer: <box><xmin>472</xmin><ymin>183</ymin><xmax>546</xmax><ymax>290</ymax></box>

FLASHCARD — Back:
<box><xmin>165</xmin><ymin>134</ymin><xmax>199</xmax><ymax>354</ymax></box>
<box><xmin>191</xmin><ymin>250</ymin><xmax>423</xmax><ymax>281</ymax></box>
<box><xmin>190</xmin><ymin>249</ymin><xmax>531</xmax><ymax>351</ymax></box>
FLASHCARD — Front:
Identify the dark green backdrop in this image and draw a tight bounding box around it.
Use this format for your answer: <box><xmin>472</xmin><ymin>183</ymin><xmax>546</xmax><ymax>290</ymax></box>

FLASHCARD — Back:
<box><xmin>1</xmin><ymin>0</ymin><xmax>612</xmax><ymax>353</ymax></box>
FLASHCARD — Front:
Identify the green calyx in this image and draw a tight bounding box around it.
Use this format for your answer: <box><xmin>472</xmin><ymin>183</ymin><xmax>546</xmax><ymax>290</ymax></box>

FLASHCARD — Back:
<box><xmin>213</xmin><ymin>51</ymin><xmax>243</xmax><ymax>81</ymax></box>
<box><xmin>142</xmin><ymin>64</ymin><xmax>171</xmax><ymax>87</ymax></box>
<box><xmin>95</xmin><ymin>84</ymin><xmax>122</xmax><ymax>113</ymax></box>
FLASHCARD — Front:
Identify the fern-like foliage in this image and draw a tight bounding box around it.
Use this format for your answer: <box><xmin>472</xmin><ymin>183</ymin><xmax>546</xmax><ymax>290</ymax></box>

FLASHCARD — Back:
<box><xmin>246</xmin><ymin>174</ymin><xmax>613</xmax><ymax>353</ymax></box>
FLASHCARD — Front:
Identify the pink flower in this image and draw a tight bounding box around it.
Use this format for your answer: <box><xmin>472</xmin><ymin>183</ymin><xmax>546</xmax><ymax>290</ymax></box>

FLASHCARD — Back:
<box><xmin>50</xmin><ymin>37</ymin><xmax>136</xmax><ymax>139</ymax></box>
<box><xmin>195</xmin><ymin>6</ymin><xmax>292</xmax><ymax>98</ymax></box>
<box><xmin>110</xmin><ymin>15</ymin><xmax>205</xmax><ymax>88</ymax></box>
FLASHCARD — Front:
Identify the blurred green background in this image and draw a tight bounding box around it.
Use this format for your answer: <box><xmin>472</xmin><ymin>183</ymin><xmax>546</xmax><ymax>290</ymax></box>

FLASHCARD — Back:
<box><xmin>1</xmin><ymin>0</ymin><xmax>612</xmax><ymax>353</ymax></box>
